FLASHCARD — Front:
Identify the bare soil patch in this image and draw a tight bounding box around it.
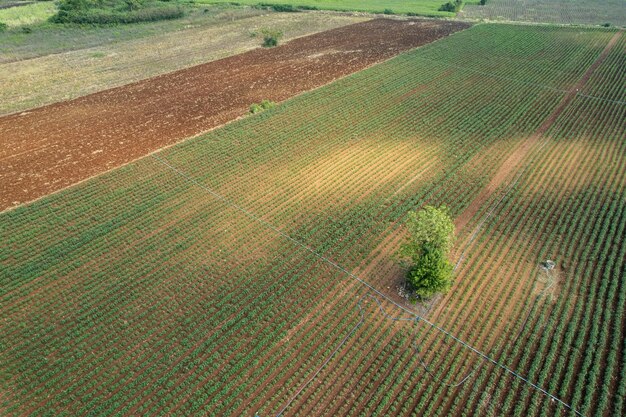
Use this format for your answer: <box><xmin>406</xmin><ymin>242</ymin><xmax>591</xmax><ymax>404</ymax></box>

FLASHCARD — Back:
<box><xmin>0</xmin><ymin>18</ymin><xmax>470</xmax><ymax>212</ymax></box>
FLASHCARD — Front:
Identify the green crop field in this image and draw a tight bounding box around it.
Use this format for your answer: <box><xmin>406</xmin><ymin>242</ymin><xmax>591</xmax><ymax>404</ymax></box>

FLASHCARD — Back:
<box><xmin>462</xmin><ymin>0</ymin><xmax>626</xmax><ymax>27</ymax></box>
<box><xmin>1</xmin><ymin>21</ymin><xmax>625</xmax><ymax>417</ymax></box>
<box><xmin>201</xmin><ymin>0</ymin><xmax>455</xmax><ymax>16</ymax></box>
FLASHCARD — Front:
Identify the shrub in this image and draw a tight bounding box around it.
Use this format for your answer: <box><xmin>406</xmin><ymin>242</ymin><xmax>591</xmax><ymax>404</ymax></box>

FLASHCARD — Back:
<box><xmin>439</xmin><ymin>0</ymin><xmax>464</xmax><ymax>12</ymax></box>
<box><xmin>52</xmin><ymin>5</ymin><xmax>184</xmax><ymax>24</ymax></box>
<box><xmin>250</xmin><ymin>99</ymin><xmax>276</xmax><ymax>114</ymax></box>
<box><xmin>260</xmin><ymin>28</ymin><xmax>282</xmax><ymax>47</ymax></box>
<box><xmin>22</xmin><ymin>26</ymin><xmax>33</xmax><ymax>34</ymax></box>
<box><xmin>124</xmin><ymin>0</ymin><xmax>143</xmax><ymax>11</ymax></box>
<box><xmin>480</xmin><ymin>0</ymin><xmax>487</xmax><ymax>5</ymax></box>
<box><xmin>383</xmin><ymin>9</ymin><xmax>393</xmax><ymax>15</ymax></box>
<box><xmin>0</xmin><ymin>22</ymin><xmax>7</xmax><ymax>32</ymax></box>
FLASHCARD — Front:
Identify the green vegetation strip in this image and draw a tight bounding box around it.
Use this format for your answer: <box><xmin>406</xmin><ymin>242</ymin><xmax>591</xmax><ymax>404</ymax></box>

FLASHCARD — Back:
<box><xmin>201</xmin><ymin>0</ymin><xmax>455</xmax><ymax>17</ymax></box>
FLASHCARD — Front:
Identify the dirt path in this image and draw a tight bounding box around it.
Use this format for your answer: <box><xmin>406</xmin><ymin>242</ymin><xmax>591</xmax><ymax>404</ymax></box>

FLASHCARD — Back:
<box><xmin>0</xmin><ymin>18</ymin><xmax>470</xmax><ymax>212</ymax></box>
<box><xmin>454</xmin><ymin>30</ymin><xmax>623</xmax><ymax>235</ymax></box>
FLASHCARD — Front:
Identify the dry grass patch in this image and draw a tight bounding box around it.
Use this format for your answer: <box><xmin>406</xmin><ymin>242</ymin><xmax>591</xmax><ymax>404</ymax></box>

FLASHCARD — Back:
<box><xmin>0</xmin><ymin>12</ymin><xmax>366</xmax><ymax>115</ymax></box>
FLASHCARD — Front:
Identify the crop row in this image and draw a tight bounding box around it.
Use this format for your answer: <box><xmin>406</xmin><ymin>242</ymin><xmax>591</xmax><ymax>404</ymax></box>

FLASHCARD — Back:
<box><xmin>427</xmin><ymin>94</ymin><xmax>626</xmax><ymax>417</ymax></box>
<box><xmin>462</xmin><ymin>0</ymin><xmax>625</xmax><ymax>26</ymax></box>
<box><xmin>1</xmin><ymin>25</ymin><xmax>622</xmax><ymax>416</ymax></box>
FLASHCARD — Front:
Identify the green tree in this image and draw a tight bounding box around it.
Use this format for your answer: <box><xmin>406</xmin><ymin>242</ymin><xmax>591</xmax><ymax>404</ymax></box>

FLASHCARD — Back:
<box><xmin>398</xmin><ymin>206</ymin><xmax>455</xmax><ymax>299</ymax></box>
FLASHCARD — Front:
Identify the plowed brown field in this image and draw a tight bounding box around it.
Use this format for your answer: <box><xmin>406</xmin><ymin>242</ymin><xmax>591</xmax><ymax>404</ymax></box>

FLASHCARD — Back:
<box><xmin>0</xmin><ymin>18</ymin><xmax>470</xmax><ymax>212</ymax></box>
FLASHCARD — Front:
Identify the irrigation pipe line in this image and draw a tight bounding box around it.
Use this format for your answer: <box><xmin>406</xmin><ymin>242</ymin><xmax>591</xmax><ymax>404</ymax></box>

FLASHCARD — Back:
<box><xmin>415</xmin><ymin>56</ymin><xmax>569</xmax><ymax>95</ymax></box>
<box><xmin>151</xmin><ymin>154</ymin><xmax>586</xmax><ymax>417</ymax></box>
<box><xmin>273</xmin><ymin>296</ymin><xmax>366</xmax><ymax>417</ymax></box>
<box><xmin>576</xmin><ymin>93</ymin><xmax>626</xmax><ymax>106</ymax></box>
<box><xmin>273</xmin><ymin>293</ymin><xmax>475</xmax><ymax>417</ymax></box>
<box><xmin>368</xmin><ymin>295</ymin><xmax>478</xmax><ymax>387</ymax></box>
<box><xmin>410</xmin><ymin>323</ymin><xmax>478</xmax><ymax>388</ymax></box>
<box><xmin>414</xmin><ymin>56</ymin><xmax>626</xmax><ymax>106</ymax></box>
<box><xmin>357</xmin><ymin>295</ymin><xmax>478</xmax><ymax>388</ymax></box>
<box><xmin>451</xmin><ymin>129</ymin><xmax>562</xmax><ymax>351</ymax></box>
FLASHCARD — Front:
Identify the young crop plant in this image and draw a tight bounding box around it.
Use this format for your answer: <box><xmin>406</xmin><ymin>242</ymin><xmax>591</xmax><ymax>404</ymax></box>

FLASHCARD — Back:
<box><xmin>397</xmin><ymin>206</ymin><xmax>455</xmax><ymax>299</ymax></box>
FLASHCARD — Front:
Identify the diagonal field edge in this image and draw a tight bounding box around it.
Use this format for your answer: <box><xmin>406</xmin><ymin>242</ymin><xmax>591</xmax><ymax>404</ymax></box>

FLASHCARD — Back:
<box><xmin>150</xmin><ymin>153</ymin><xmax>586</xmax><ymax>417</ymax></box>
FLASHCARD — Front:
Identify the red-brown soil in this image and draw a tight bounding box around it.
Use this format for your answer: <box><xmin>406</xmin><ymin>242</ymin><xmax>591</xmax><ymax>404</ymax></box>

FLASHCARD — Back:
<box><xmin>0</xmin><ymin>18</ymin><xmax>470</xmax><ymax>212</ymax></box>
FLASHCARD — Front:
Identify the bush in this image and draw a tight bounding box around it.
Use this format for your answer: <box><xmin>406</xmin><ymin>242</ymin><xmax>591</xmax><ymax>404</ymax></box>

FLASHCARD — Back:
<box><xmin>50</xmin><ymin>0</ymin><xmax>185</xmax><ymax>25</ymax></box>
<box><xmin>0</xmin><ymin>22</ymin><xmax>7</xmax><ymax>32</ymax></box>
<box><xmin>480</xmin><ymin>0</ymin><xmax>486</xmax><ymax>5</ymax></box>
<box><xmin>250</xmin><ymin>99</ymin><xmax>276</xmax><ymax>114</ymax></box>
<box><xmin>439</xmin><ymin>0</ymin><xmax>464</xmax><ymax>12</ymax></box>
<box><xmin>383</xmin><ymin>8</ymin><xmax>393</xmax><ymax>15</ymax></box>
<box><xmin>51</xmin><ymin>5</ymin><xmax>184</xmax><ymax>24</ymax></box>
<box><xmin>260</xmin><ymin>28</ymin><xmax>282</xmax><ymax>47</ymax></box>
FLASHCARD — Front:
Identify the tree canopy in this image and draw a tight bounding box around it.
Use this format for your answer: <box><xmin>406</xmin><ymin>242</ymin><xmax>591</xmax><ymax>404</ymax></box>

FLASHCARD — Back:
<box><xmin>397</xmin><ymin>205</ymin><xmax>455</xmax><ymax>299</ymax></box>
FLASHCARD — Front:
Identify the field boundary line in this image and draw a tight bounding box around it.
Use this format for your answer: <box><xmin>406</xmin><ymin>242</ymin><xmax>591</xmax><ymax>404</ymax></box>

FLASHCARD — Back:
<box><xmin>151</xmin><ymin>153</ymin><xmax>585</xmax><ymax>417</ymax></box>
